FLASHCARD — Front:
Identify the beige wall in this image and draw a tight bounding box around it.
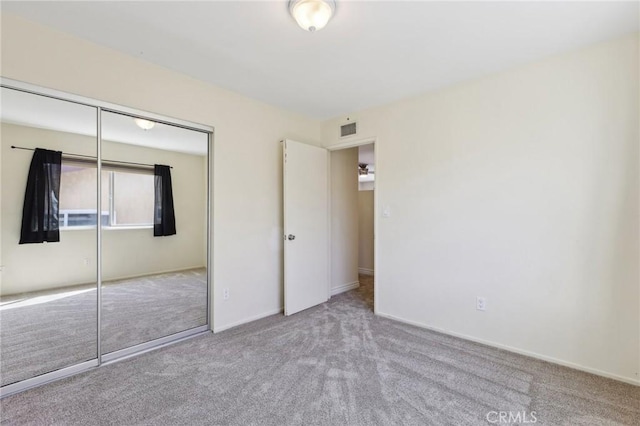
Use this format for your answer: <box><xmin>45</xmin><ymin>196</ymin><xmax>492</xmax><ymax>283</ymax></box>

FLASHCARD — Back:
<box><xmin>330</xmin><ymin>148</ymin><xmax>359</xmax><ymax>295</ymax></box>
<box><xmin>322</xmin><ymin>34</ymin><xmax>640</xmax><ymax>384</ymax></box>
<box><xmin>359</xmin><ymin>181</ymin><xmax>375</xmax><ymax>191</ymax></box>
<box><xmin>358</xmin><ymin>190</ymin><xmax>374</xmax><ymax>274</ymax></box>
<box><xmin>1</xmin><ymin>14</ymin><xmax>321</xmax><ymax>328</ymax></box>
<box><xmin>0</xmin><ymin>123</ymin><xmax>206</xmax><ymax>296</ymax></box>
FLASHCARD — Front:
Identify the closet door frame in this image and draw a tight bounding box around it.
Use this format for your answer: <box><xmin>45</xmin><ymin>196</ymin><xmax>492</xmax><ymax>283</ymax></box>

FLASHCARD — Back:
<box><xmin>0</xmin><ymin>77</ymin><xmax>214</xmax><ymax>398</ymax></box>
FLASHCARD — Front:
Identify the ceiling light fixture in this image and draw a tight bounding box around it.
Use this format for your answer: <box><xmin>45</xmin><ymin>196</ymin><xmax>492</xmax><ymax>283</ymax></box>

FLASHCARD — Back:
<box><xmin>289</xmin><ymin>0</ymin><xmax>335</xmax><ymax>32</ymax></box>
<box><xmin>134</xmin><ymin>118</ymin><xmax>155</xmax><ymax>130</ymax></box>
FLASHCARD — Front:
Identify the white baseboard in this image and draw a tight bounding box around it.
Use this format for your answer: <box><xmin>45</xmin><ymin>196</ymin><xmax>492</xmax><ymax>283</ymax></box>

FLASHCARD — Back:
<box><xmin>213</xmin><ymin>308</ymin><xmax>283</xmax><ymax>333</ymax></box>
<box><xmin>358</xmin><ymin>267</ymin><xmax>374</xmax><ymax>276</ymax></box>
<box><xmin>376</xmin><ymin>311</ymin><xmax>640</xmax><ymax>387</ymax></box>
<box><xmin>331</xmin><ymin>281</ymin><xmax>360</xmax><ymax>296</ymax></box>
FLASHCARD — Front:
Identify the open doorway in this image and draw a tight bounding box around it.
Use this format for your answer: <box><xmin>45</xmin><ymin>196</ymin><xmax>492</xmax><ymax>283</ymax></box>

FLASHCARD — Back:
<box><xmin>328</xmin><ymin>141</ymin><xmax>375</xmax><ymax>312</ymax></box>
<box><xmin>356</xmin><ymin>144</ymin><xmax>375</xmax><ymax>310</ymax></box>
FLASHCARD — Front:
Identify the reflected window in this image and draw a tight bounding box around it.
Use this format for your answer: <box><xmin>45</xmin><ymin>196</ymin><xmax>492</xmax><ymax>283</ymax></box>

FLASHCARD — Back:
<box><xmin>60</xmin><ymin>210</ymin><xmax>109</xmax><ymax>227</ymax></box>
<box><xmin>111</xmin><ymin>171</ymin><xmax>154</xmax><ymax>226</ymax></box>
<box><xmin>59</xmin><ymin>162</ymin><xmax>154</xmax><ymax>228</ymax></box>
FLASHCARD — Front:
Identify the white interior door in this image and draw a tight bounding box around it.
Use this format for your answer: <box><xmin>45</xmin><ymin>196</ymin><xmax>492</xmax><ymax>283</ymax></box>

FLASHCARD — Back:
<box><xmin>283</xmin><ymin>139</ymin><xmax>329</xmax><ymax>316</ymax></box>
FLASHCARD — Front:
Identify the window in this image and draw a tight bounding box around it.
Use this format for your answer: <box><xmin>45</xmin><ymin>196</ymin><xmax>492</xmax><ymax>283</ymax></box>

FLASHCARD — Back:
<box><xmin>59</xmin><ymin>210</ymin><xmax>109</xmax><ymax>227</ymax></box>
<box><xmin>109</xmin><ymin>170</ymin><xmax>154</xmax><ymax>227</ymax></box>
<box><xmin>59</xmin><ymin>162</ymin><xmax>154</xmax><ymax>229</ymax></box>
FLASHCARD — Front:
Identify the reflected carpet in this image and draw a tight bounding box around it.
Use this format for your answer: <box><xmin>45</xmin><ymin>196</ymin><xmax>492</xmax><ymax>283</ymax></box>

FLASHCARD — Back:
<box><xmin>0</xmin><ymin>268</ymin><xmax>206</xmax><ymax>386</ymax></box>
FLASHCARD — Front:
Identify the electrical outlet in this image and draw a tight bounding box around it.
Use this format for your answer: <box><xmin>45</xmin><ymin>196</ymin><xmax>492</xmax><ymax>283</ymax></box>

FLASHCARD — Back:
<box><xmin>82</xmin><ymin>258</ymin><xmax>90</xmax><ymax>266</ymax></box>
<box><xmin>223</xmin><ymin>288</ymin><xmax>230</xmax><ymax>300</ymax></box>
<box><xmin>382</xmin><ymin>205</ymin><xmax>391</xmax><ymax>218</ymax></box>
<box><xmin>476</xmin><ymin>297</ymin><xmax>486</xmax><ymax>311</ymax></box>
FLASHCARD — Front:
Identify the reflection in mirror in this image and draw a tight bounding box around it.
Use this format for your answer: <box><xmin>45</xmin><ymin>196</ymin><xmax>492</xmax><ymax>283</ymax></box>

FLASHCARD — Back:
<box><xmin>0</xmin><ymin>87</ymin><xmax>98</xmax><ymax>386</ymax></box>
<box><xmin>100</xmin><ymin>111</ymin><xmax>208</xmax><ymax>354</ymax></box>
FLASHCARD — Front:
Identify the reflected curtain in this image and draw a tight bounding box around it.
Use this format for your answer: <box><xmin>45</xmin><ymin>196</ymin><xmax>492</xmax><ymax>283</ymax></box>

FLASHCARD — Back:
<box><xmin>19</xmin><ymin>148</ymin><xmax>62</xmax><ymax>244</ymax></box>
<box><xmin>154</xmin><ymin>164</ymin><xmax>176</xmax><ymax>236</ymax></box>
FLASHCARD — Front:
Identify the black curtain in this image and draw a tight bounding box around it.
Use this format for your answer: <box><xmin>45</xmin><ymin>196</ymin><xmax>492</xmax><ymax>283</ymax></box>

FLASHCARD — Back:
<box><xmin>154</xmin><ymin>164</ymin><xmax>176</xmax><ymax>237</ymax></box>
<box><xmin>19</xmin><ymin>148</ymin><xmax>62</xmax><ymax>244</ymax></box>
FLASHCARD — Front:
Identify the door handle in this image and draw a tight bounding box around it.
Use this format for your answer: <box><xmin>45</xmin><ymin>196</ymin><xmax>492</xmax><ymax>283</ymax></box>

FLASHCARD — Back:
<box><xmin>287</xmin><ymin>234</ymin><xmax>296</xmax><ymax>241</ymax></box>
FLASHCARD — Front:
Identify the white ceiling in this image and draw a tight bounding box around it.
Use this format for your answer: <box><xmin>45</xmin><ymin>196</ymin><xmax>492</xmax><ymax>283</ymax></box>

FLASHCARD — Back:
<box><xmin>2</xmin><ymin>1</ymin><xmax>638</xmax><ymax>120</ymax></box>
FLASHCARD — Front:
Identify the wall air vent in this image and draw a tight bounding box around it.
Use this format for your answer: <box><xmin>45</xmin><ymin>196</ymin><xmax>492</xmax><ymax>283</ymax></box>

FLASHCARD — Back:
<box><xmin>340</xmin><ymin>122</ymin><xmax>357</xmax><ymax>138</ymax></box>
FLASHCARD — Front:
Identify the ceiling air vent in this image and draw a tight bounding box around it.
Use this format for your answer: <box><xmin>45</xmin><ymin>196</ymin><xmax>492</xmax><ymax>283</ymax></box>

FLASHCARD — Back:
<box><xmin>340</xmin><ymin>122</ymin><xmax>357</xmax><ymax>138</ymax></box>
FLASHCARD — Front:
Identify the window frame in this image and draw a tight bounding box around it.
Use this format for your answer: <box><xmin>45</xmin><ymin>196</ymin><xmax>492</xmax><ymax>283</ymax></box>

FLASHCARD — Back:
<box><xmin>59</xmin><ymin>160</ymin><xmax>155</xmax><ymax>230</ymax></box>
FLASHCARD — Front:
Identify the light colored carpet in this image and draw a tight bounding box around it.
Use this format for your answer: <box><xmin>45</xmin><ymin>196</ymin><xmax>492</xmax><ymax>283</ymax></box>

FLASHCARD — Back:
<box><xmin>102</xmin><ymin>268</ymin><xmax>207</xmax><ymax>354</ymax></box>
<box><xmin>0</xmin><ymin>269</ymin><xmax>207</xmax><ymax>386</ymax></box>
<box><xmin>1</xmin><ymin>275</ymin><xmax>638</xmax><ymax>425</ymax></box>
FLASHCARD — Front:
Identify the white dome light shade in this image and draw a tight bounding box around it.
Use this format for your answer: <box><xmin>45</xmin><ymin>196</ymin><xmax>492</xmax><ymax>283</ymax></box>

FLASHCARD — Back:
<box><xmin>289</xmin><ymin>0</ymin><xmax>335</xmax><ymax>32</ymax></box>
<box><xmin>134</xmin><ymin>118</ymin><xmax>156</xmax><ymax>130</ymax></box>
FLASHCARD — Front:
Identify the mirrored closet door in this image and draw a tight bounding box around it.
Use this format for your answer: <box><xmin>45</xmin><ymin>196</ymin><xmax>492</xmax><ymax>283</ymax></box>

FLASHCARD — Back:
<box><xmin>0</xmin><ymin>80</ymin><xmax>212</xmax><ymax>397</ymax></box>
<box><xmin>100</xmin><ymin>111</ymin><xmax>209</xmax><ymax>357</ymax></box>
<box><xmin>0</xmin><ymin>87</ymin><xmax>99</xmax><ymax>387</ymax></box>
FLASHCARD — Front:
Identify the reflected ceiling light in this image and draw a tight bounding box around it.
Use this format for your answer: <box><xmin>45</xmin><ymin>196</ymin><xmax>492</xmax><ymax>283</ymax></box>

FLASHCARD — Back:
<box><xmin>134</xmin><ymin>118</ymin><xmax>155</xmax><ymax>130</ymax></box>
<box><xmin>289</xmin><ymin>0</ymin><xmax>335</xmax><ymax>32</ymax></box>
